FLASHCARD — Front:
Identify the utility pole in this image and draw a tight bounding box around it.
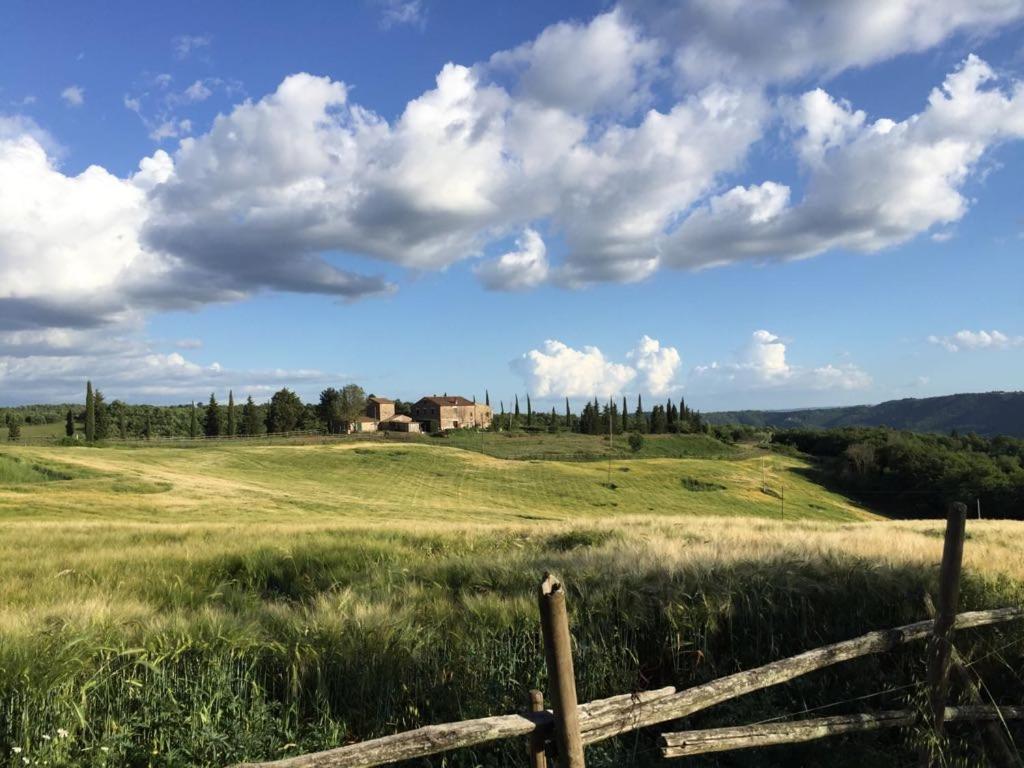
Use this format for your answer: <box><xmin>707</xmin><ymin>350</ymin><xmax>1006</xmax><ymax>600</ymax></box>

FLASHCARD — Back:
<box><xmin>607</xmin><ymin>398</ymin><xmax>613</xmax><ymax>486</ymax></box>
<box><xmin>977</xmin><ymin>498</ymin><xmax>981</xmax><ymax>520</ymax></box>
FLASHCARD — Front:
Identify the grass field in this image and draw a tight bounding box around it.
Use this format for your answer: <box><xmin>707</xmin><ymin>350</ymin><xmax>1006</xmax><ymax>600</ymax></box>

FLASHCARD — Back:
<box><xmin>0</xmin><ymin>438</ymin><xmax>1021</xmax><ymax>767</ymax></box>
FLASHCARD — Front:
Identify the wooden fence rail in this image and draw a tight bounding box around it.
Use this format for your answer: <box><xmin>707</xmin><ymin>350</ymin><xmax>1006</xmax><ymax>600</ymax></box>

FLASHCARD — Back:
<box><xmin>232</xmin><ymin>503</ymin><xmax>1023</xmax><ymax>768</ymax></box>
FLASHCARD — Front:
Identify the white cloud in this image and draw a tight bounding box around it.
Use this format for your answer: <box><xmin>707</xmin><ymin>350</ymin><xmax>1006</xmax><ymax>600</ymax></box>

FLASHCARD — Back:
<box><xmin>627</xmin><ymin>335</ymin><xmax>681</xmax><ymax>395</ymax></box>
<box><xmin>174</xmin><ymin>338</ymin><xmax>203</xmax><ymax>349</ymax></box>
<box><xmin>928</xmin><ymin>329</ymin><xmax>1024</xmax><ymax>351</ymax></box>
<box><xmin>377</xmin><ymin>0</ymin><xmax>425</xmax><ymax>29</ymax></box>
<box><xmin>475</xmin><ymin>229</ymin><xmax>549</xmax><ymax>290</ymax></box>
<box><xmin>666</xmin><ymin>56</ymin><xmax>1024</xmax><ymax>269</ymax></box>
<box><xmin>183</xmin><ymin>80</ymin><xmax>212</xmax><ymax>102</ymax></box>
<box><xmin>512</xmin><ymin>335</ymin><xmax>682</xmax><ymax>397</ymax></box>
<box><xmin>488</xmin><ymin>8</ymin><xmax>661</xmax><ymax>115</ymax></box>
<box><xmin>621</xmin><ymin>0</ymin><xmax>1024</xmax><ymax>86</ymax></box>
<box><xmin>173</xmin><ymin>34</ymin><xmax>210</xmax><ymax>59</ymax></box>
<box><xmin>61</xmin><ymin>85</ymin><xmax>85</xmax><ymax>107</ymax></box>
<box><xmin>513</xmin><ymin>340</ymin><xmax>637</xmax><ymax>398</ymax></box>
<box><xmin>692</xmin><ymin>330</ymin><xmax>871</xmax><ymax>392</ymax></box>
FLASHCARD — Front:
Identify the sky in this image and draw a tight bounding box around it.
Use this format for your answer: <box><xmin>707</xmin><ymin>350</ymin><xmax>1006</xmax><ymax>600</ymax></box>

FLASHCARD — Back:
<box><xmin>1</xmin><ymin>0</ymin><xmax>1023</xmax><ymax>411</ymax></box>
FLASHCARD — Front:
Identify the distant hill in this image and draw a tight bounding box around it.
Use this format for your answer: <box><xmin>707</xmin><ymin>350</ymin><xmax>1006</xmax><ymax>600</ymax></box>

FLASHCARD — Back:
<box><xmin>706</xmin><ymin>391</ymin><xmax>1024</xmax><ymax>438</ymax></box>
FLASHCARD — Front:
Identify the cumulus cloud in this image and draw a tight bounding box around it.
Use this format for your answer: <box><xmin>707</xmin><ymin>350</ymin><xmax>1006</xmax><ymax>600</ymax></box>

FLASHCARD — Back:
<box><xmin>667</xmin><ymin>56</ymin><xmax>1024</xmax><ymax>268</ymax></box>
<box><xmin>488</xmin><ymin>8</ymin><xmax>661</xmax><ymax>115</ymax></box>
<box><xmin>620</xmin><ymin>0</ymin><xmax>1024</xmax><ymax>86</ymax></box>
<box><xmin>627</xmin><ymin>335</ymin><xmax>681</xmax><ymax>395</ymax></box>
<box><xmin>0</xmin><ymin>329</ymin><xmax>336</xmax><ymax>403</ymax></box>
<box><xmin>692</xmin><ymin>330</ymin><xmax>871</xmax><ymax>392</ymax></box>
<box><xmin>928</xmin><ymin>329</ymin><xmax>1024</xmax><ymax>351</ymax></box>
<box><xmin>61</xmin><ymin>85</ymin><xmax>85</xmax><ymax>107</ymax></box>
<box><xmin>512</xmin><ymin>340</ymin><xmax>637</xmax><ymax>398</ymax></box>
<box><xmin>4</xmin><ymin>6</ymin><xmax>1024</xmax><ymax>346</ymax></box>
<box><xmin>512</xmin><ymin>336</ymin><xmax>681</xmax><ymax>397</ymax></box>
<box><xmin>474</xmin><ymin>229</ymin><xmax>549</xmax><ymax>290</ymax></box>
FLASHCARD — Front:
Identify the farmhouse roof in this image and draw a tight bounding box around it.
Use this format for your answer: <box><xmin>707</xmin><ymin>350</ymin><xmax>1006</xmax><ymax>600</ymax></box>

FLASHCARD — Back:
<box><xmin>418</xmin><ymin>395</ymin><xmax>476</xmax><ymax>407</ymax></box>
<box><xmin>368</xmin><ymin>396</ymin><xmax>394</xmax><ymax>404</ymax></box>
<box><xmin>353</xmin><ymin>415</ymin><xmax>377</xmax><ymax>423</ymax></box>
<box><xmin>384</xmin><ymin>414</ymin><xmax>413</xmax><ymax>423</ymax></box>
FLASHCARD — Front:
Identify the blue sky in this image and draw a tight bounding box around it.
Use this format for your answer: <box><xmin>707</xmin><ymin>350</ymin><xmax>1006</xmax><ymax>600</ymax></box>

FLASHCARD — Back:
<box><xmin>1</xmin><ymin>0</ymin><xmax>1022</xmax><ymax>410</ymax></box>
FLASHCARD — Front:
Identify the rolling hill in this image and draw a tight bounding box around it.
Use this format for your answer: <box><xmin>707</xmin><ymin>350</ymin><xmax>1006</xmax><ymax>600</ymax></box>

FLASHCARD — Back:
<box><xmin>706</xmin><ymin>391</ymin><xmax>1024</xmax><ymax>437</ymax></box>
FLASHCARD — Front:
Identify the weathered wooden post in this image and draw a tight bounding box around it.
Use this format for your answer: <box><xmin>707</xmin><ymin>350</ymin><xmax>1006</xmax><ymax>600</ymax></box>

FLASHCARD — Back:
<box><xmin>924</xmin><ymin>501</ymin><xmax>967</xmax><ymax>765</ymax></box>
<box><xmin>527</xmin><ymin>689</ymin><xmax>548</xmax><ymax>768</ymax></box>
<box><xmin>538</xmin><ymin>573</ymin><xmax>586</xmax><ymax>768</ymax></box>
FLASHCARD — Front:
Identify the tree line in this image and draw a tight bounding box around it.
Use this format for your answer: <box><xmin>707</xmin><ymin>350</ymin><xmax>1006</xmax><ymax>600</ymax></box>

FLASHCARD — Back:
<box><xmin>489</xmin><ymin>392</ymin><xmax>705</xmax><ymax>435</ymax></box>
<box><xmin>772</xmin><ymin>427</ymin><xmax>1024</xmax><ymax>520</ymax></box>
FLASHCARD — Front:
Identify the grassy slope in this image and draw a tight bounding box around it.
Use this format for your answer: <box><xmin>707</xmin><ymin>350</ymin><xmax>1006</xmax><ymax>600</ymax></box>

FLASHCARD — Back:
<box><xmin>0</xmin><ymin>441</ymin><xmax>866</xmax><ymax>523</ymax></box>
<box><xmin>0</xmin><ymin>440</ymin><xmax>1021</xmax><ymax>766</ymax></box>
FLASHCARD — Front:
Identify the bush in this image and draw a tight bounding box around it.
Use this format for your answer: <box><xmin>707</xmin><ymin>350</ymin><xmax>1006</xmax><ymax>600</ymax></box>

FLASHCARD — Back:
<box><xmin>628</xmin><ymin>432</ymin><xmax>644</xmax><ymax>452</ymax></box>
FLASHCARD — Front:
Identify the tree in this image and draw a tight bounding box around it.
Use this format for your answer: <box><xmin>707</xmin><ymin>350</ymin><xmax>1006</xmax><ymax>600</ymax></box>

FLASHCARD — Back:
<box><xmin>527</xmin><ymin>394</ymin><xmax>533</xmax><ymax>427</ymax></box>
<box><xmin>339</xmin><ymin>384</ymin><xmax>366</xmax><ymax>426</ymax></box>
<box><xmin>113</xmin><ymin>401</ymin><xmax>128</xmax><ymax>439</ymax></box>
<box><xmin>242</xmin><ymin>396</ymin><xmax>260</xmax><ymax>436</ymax></box>
<box><xmin>189</xmin><ymin>402</ymin><xmax>198</xmax><ymax>439</ymax></box>
<box><xmin>267</xmin><ymin>388</ymin><xmax>304</xmax><ymax>433</ymax></box>
<box><xmin>318</xmin><ymin>388</ymin><xmax>344</xmax><ymax>434</ymax></box>
<box><xmin>628</xmin><ymin>432</ymin><xmax>644</xmax><ymax>452</ymax></box>
<box><xmin>565</xmin><ymin>397</ymin><xmax>571</xmax><ymax>427</ymax></box>
<box><xmin>621</xmin><ymin>396</ymin><xmax>628</xmax><ymax>433</ymax></box>
<box><xmin>7</xmin><ymin>419</ymin><xmax>21</xmax><ymax>442</ymax></box>
<box><xmin>85</xmin><ymin>381</ymin><xmax>95</xmax><ymax>442</ymax></box>
<box><xmin>65</xmin><ymin>409</ymin><xmax>75</xmax><ymax>438</ymax></box>
<box><xmin>548</xmin><ymin>406</ymin><xmax>558</xmax><ymax>433</ymax></box>
<box><xmin>485</xmin><ymin>390</ymin><xmax>490</xmax><ymax>407</ymax></box>
<box><xmin>143</xmin><ymin>410</ymin><xmax>153</xmax><ymax>440</ymax></box>
<box><xmin>651</xmin><ymin>404</ymin><xmax>668</xmax><ymax>434</ymax></box>
<box><xmin>514</xmin><ymin>395</ymin><xmax>520</xmax><ymax>419</ymax></box>
<box><xmin>94</xmin><ymin>390</ymin><xmax>109</xmax><ymax>440</ymax></box>
<box><xmin>205</xmin><ymin>392</ymin><xmax>222</xmax><ymax>437</ymax></box>
<box><xmin>227</xmin><ymin>390</ymin><xmax>237</xmax><ymax>436</ymax></box>
<box><xmin>634</xmin><ymin>394</ymin><xmax>648</xmax><ymax>433</ymax></box>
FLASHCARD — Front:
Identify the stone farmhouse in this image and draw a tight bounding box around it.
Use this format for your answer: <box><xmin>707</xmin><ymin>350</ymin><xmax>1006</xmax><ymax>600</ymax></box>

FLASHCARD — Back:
<box><xmin>347</xmin><ymin>394</ymin><xmax>492</xmax><ymax>434</ymax></box>
<box><xmin>411</xmin><ymin>396</ymin><xmax>492</xmax><ymax>432</ymax></box>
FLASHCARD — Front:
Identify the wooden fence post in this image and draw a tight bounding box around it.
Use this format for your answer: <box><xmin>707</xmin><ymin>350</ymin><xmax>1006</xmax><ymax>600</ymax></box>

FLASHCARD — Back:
<box><xmin>538</xmin><ymin>573</ymin><xmax>586</xmax><ymax>768</ymax></box>
<box><xmin>924</xmin><ymin>501</ymin><xmax>967</xmax><ymax>765</ymax></box>
<box><xmin>528</xmin><ymin>689</ymin><xmax>548</xmax><ymax>768</ymax></box>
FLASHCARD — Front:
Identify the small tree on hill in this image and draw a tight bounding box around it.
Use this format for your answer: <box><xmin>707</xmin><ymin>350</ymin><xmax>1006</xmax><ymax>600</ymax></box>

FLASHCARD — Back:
<box><xmin>7</xmin><ymin>419</ymin><xmax>21</xmax><ymax>442</ymax></box>
<box><xmin>85</xmin><ymin>381</ymin><xmax>95</xmax><ymax>442</ymax></box>
<box><xmin>65</xmin><ymin>409</ymin><xmax>75</xmax><ymax>438</ymax></box>
<box><xmin>628</xmin><ymin>432</ymin><xmax>644</xmax><ymax>453</ymax></box>
<box><xmin>205</xmin><ymin>392</ymin><xmax>222</xmax><ymax>437</ymax></box>
<box><xmin>94</xmin><ymin>390</ymin><xmax>109</xmax><ymax>440</ymax></box>
<box><xmin>526</xmin><ymin>394</ymin><xmax>533</xmax><ymax>427</ymax></box>
<box><xmin>242</xmin><ymin>396</ymin><xmax>260</xmax><ymax>436</ymax></box>
<box><xmin>267</xmin><ymin>388</ymin><xmax>304</xmax><ymax>433</ymax></box>
<box><xmin>227</xmin><ymin>390</ymin><xmax>237</xmax><ymax>436</ymax></box>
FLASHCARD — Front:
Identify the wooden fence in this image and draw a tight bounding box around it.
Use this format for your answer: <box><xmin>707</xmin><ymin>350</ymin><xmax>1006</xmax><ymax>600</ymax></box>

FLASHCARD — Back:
<box><xmin>232</xmin><ymin>502</ymin><xmax>1023</xmax><ymax>768</ymax></box>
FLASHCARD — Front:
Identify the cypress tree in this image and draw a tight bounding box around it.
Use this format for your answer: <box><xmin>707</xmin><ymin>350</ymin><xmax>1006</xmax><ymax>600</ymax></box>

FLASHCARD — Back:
<box><xmin>243</xmin><ymin>396</ymin><xmax>260</xmax><ymax>436</ymax></box>
<box><xmin>527</xmin><ymin>394</ymin><xmax>532</xmax><ymax>427</ymax></box>
<box><xmin>514</xmin><ymin>395</ymin><xmax>520</xmax><ymax>418</ymax></box>
<box><xmin>565</xmin><ymin>397</ymin><xmax>571</xmax><ymax>427</ymax></box>
<box><xmin>65</xmin><ymin>409</ymin><xmax>74</xmax><ymax>438</ymax></box>
<box><xmin>666</xmin><ymin>398</ymin><xmax>676</xmax><ymax>430</ymax></box>
<box><xmin>85</xmin><ymin>381</ymin><xmax>95</xmax><ymax>442</ymax></box>
<box><xmin>93</xmin><ymin>390</ymin><xmax>108</xmax><ymax>440</ymax></box>
<box><xmin>205</xmin><ymin>392</ymin><xmax>221</xmax><ymax>437</ymax></box>
<box><xmin>227</xmin><ymin>390</ymin><xmax>237</xmax><ymax>436</ymax></box>
<box><xmin>189</xmin><ymin>402</ymin><xmax>198</xmax><ymax>439</ymax></box>
<box><xmin>621</xmin><ymin>396</ymin><xmax>628</xmax><ymax>433</ymax></box>
<box><xmin>635</xmin><ymin>394</ymin><xmax>647</xmax><ymax>433</ymax></box>
<box><xmin>485</xmin><ymin>390</ymin><xmax>490</xmax><ymax>407</ymax></box>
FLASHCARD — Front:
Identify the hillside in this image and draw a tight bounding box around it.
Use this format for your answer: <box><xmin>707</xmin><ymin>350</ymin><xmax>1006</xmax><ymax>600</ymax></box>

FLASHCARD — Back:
<box><xmin>706</xmin><ymin>390</ymin><xmax>1024</xmax><ymax>437</ymax></box>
